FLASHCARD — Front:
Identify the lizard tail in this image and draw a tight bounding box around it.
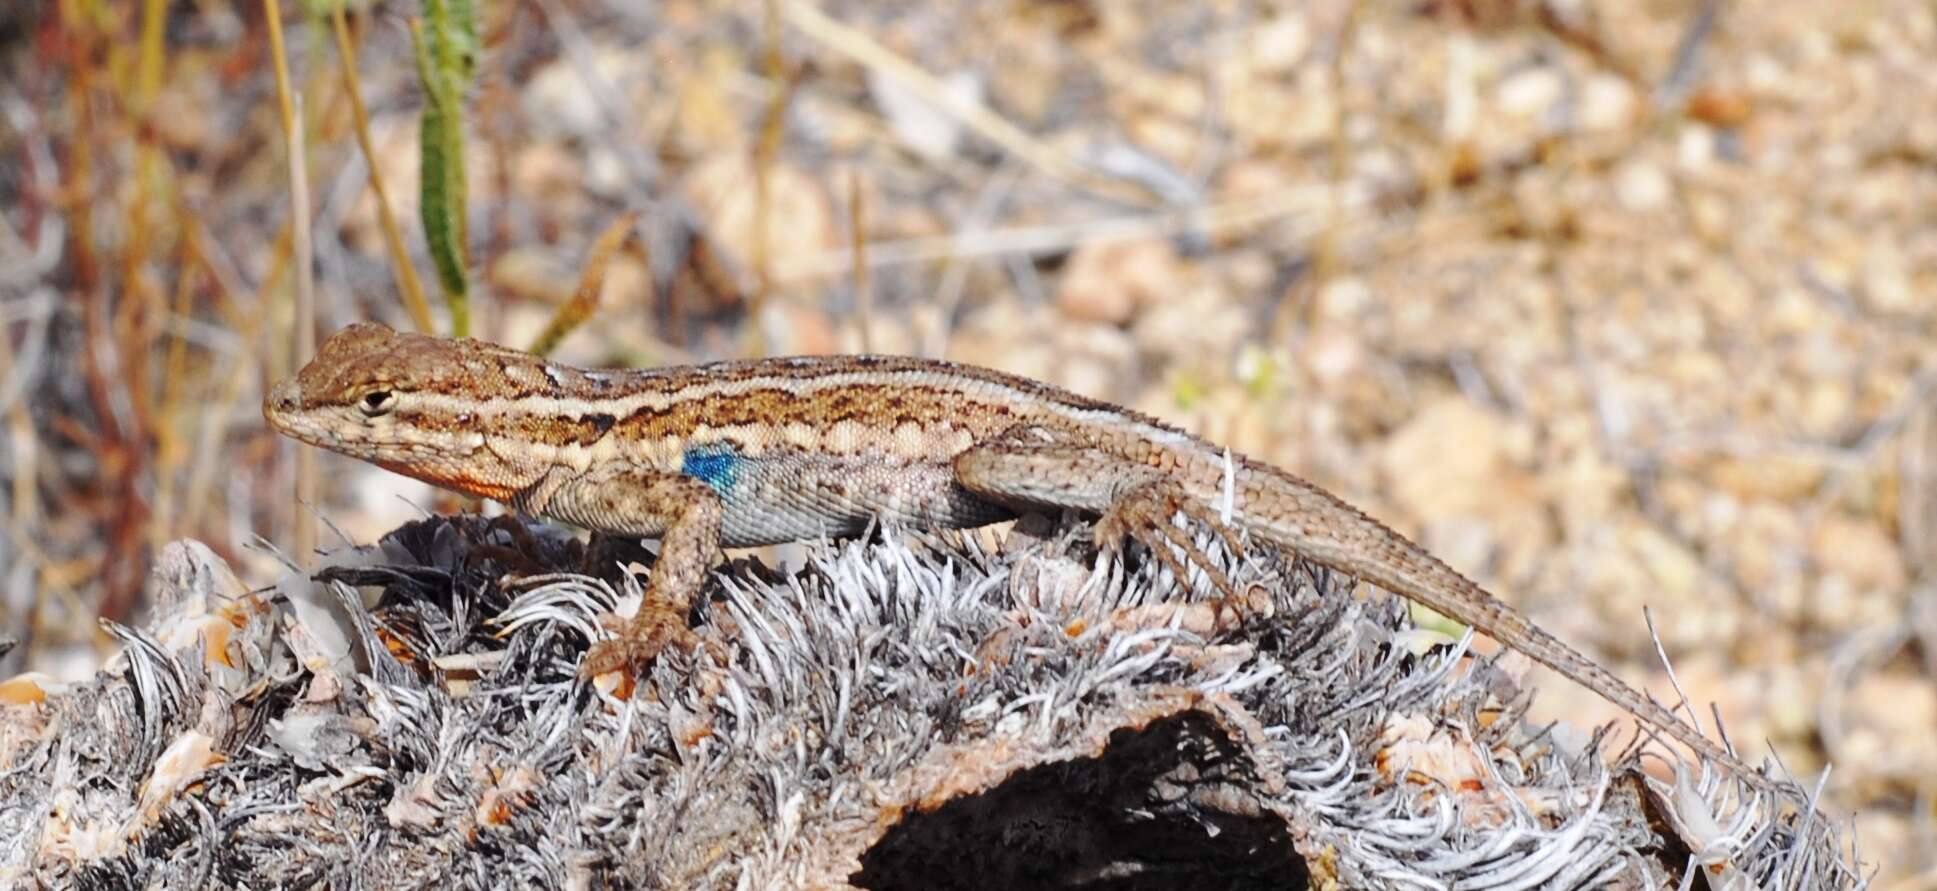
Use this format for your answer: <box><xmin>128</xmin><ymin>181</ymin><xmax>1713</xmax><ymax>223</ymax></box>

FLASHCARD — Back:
<box><xmin>1232</xmin><ymin>472</ymin><xmax>1772</xmax><ymax>788</ymax></box>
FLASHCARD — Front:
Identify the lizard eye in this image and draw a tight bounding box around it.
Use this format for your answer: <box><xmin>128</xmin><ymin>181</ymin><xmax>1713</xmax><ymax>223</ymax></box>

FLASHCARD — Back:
<box><xmin>358</xmin><ymin>390</ymin><xmax>396</xmax><ymax>417</ymax></box>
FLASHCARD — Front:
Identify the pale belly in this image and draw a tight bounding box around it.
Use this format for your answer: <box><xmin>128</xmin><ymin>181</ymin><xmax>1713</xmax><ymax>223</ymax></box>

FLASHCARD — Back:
<box><xmin>701</xmin><ymin>452</ymin><xmax>1014</xmax><ymax>547</ymax></box>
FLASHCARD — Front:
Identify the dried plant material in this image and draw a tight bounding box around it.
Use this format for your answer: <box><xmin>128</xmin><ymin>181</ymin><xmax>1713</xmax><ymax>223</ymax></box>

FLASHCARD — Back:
<box><xmin>132</xmin><ymin>730</ymin><xmax>223</xmax><ymax>828</ymax></box>
<box><xmin>146</xmin><ymin>541</ymin><xmax>275</xmax><ymax>693</ymax></box>
<box><xmin>527</xmin><ymin>210</ymin><xmax>640</xmax><ymax>356</ymax></box>
<box><xmin>0</xmin><ymin>674</ymin><xmax>51</xmax><ymax>706</ymax></box>
<box><xmin>0</xmin><ymin>515</ymin><xmax>1862</xmax><ymax>888</ymax></box>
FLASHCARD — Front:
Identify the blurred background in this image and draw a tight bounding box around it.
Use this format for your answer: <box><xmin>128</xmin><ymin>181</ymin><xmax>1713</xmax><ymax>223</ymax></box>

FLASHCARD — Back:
<box><xmin>1</xmin><ymin>0</ymin><xmax>1932</xmax><ymax>882</ymax></box>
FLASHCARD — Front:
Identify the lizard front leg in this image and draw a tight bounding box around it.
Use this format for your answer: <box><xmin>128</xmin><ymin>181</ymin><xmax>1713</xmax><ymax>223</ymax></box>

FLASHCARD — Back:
<box><xmin>521</xmin><ymin>466</ymin><xmax>724</xmax><ymax>679</ymax></box>
<box><xmin>953</xmin><ymin>431</ymin><xmax>1243</xmax><ymax>598</ymax></box>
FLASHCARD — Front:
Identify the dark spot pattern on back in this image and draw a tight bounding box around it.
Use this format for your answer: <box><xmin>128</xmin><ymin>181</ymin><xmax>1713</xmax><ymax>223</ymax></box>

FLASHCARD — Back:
<box><xmin>579</xmin><ymin>412</ymin><xmax>617</xmax><ymax>444</ymax></box>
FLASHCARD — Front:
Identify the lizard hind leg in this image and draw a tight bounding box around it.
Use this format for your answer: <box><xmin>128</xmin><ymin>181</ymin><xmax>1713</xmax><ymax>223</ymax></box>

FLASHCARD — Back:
<box><xmin>953</xmin><ymin>440</ymin><xmax>1244</xmax><ymax>600</ymax></box>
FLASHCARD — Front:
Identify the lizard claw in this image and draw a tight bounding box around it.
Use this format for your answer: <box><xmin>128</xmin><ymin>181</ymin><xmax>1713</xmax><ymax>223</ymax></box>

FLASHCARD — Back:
<box><xmin>1095</xmin><ymin>481</ymin><xmax>1242</xmax><ymax>600</ymax></box>
<box><xmin>579</xmin><ymin>598</ymin><xmax>699</xmax><ymax>680</ymax></box>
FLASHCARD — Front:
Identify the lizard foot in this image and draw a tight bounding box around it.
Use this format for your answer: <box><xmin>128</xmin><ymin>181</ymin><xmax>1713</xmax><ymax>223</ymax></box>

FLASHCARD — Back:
<box><xmin>578</xmin><ymin>596</ymin><xmax>700</xmax><ymax>680</ymax></box>
<box><xmin>1094</xmin><ymin>480</ymin><xmax>1243</xmax><ymax>601</ymax></box>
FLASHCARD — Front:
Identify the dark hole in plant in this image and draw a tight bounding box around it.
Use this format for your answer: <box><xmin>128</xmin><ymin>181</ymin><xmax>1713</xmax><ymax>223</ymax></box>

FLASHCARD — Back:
<box><xmin>853</xmin><ymin>711</ymin><xmax>1309</xmax><ymax>891</ymax></box>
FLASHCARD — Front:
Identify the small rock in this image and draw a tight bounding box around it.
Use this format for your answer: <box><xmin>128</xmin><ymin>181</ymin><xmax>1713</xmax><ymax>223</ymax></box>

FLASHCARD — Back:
<box><xmin>601</xmin><ymin>253</ymin><xmax>654</xmax><ymax>312</ymax></box>
<box><xmin>1302</xmin><ymin>329</ymin><xmax>1366</xmax><ymax>387</ymax></box>
<box><xmin>672</xmin><ymin>51</ymin><xmax>748</xmax><ymax>155</ymax></box>
<box><xmin>1708</xmin><ymin>454</ymin><xmax>1826</xmax><ymax>501</ymax></box>
<box><xmin>1810</xmin><ymin>513</ymin><xmax>1907</xmax><ymax>594</ymax></box>
<box><xmin>488</xmin><ymin>248</ymin><xmax>574</xmax><ymax>306</ymax></box>
<box><xmin>1379</xmin><ymin>397</ymin><xmax>1508</xmax><ymax>520</ymax></box>
<box><xmin>1861</xmin><ymin>243</ymin><xmax>1916</xmax><ymax>314</ymax></box>
<box><xmin>524</xmin><ymin>57</ymin><xmax>604</xmax><ymax>140</ymax></box>
<box><xmin>1579</xmin><ymin>74</ymin><xmax>1636</xmax><ymax>132</ymax></box>
<box><xmin>522</xmin><ymin>48</ymin><xmax>636</xmax><ymax>140</ymax></box>
<box><xmin>768</xmin><ymin>302</ymin><xmax>838</xmax><ymax>356</ymax></box>
<box><xmin>1684</xmin><ymin>88</ymin><xmax>1754</xmax><ymax>129</ymax></box>
<box><xmin>1131</xmin><ymin>282</ymin><xmax>1247</xmax><ymax>360</ymax></box>
<box><xmin>1841</xmin><ymin>671</ymin><xmax>1937</xmax><ymax>772</ymax></box>
<box><xmin>1057</xmin><ymin>238</ymin><xmax>1182</xmax><ymax>325</ymax></box>
<box><xmin>1614</xmin><ymin>161</ymin><xmax>1673</xmax><ymax>212</ymax></box>
<box><xmin>1314</xmin><ymin>276</ymin><xmax>1372</xmax><ymax>322</ymax></box>
<box><xmin>1623</xmin><ymin>522</ymin><xmax>1706</xmax><ymax>607</ymax></box>
<box><xmin>1714</xmin><ymin>501</ymin><xmax>1807</xmax><ymax>619</ymax></box>
<box><xmin>1542</xmin><ymin>445</ymin><xmax>1626</xmax><ymax>536</ymax></box>
<box><xmin>1496</xmin><ymin>67</ymin><xmax>1563</xmax><ymax>119</ymax></box>
<box><xmin>584</xmin><ymin>147</ymin><xmax>631</xmax><ymax>198</ymax></box>
<box><xmin>1247</xmin><ymin>14</ymin><xmax>1311</xmax><ymax>74</ymax></box>
<box><xmin>1677</xmin><ymin>126</ymin><xmax>1716</xmax><ymax>171</ymax></box>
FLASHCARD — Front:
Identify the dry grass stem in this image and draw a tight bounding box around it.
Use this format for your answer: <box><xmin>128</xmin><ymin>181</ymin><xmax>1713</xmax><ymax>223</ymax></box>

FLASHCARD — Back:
<box><xmin>527</xmin><ymin>211</ymin><xmax>640</xmax><ymax>357</ymax></box>
<box><xmin>782</xmin><ymin>1</ymin><xmax>1147</xmax><ymax>207</ymax></box>
<box><xmin>790</xmin><ymin>181</ymin><xmax>1367</xmax><ymax>285</ymax></box>
<box><xmin>331</xmin><ymin>6</ymin><xmax>435</xmax><ymax>334</ymax></box>
<box><xmin>261</xmin><ymin>0</ymin><xmax>314</xmax><ymax>563</ymax></box>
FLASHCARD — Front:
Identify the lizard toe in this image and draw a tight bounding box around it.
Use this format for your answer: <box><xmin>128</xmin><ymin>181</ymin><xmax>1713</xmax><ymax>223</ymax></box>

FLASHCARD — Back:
<box><xmin>579</xmin><ymin>606</ymin><xmax>699</xmax><ymax>680</ymax></box>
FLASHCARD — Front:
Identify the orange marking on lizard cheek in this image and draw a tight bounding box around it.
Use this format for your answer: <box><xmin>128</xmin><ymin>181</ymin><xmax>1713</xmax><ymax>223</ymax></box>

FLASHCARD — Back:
<box><xmin>373</xmin><ymin>460</ymin><xmax>519</xmax><ymax>502</ymax></box>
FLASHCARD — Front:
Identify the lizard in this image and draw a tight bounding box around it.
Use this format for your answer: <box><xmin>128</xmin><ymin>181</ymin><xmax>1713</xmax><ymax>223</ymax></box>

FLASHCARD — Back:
<box><xmin>264</xmin><ymin>321</ymin><xmax>1772</xmax><ymax>787</ymax></box>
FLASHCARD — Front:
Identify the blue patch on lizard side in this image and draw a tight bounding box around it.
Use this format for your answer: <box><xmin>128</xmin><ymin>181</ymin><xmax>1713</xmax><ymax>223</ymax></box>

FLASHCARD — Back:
<box><xmin>680</xmin><ymin>445</ymin><xmax>743</xmax><ymax>494</ymax></box>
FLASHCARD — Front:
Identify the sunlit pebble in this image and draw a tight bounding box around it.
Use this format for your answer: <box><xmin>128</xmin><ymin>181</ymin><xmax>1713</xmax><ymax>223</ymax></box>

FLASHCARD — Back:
<box><xmin>1615</xmin><ymin>162</ymin><xmax>1672</xmax><ymax>212</ymax></box>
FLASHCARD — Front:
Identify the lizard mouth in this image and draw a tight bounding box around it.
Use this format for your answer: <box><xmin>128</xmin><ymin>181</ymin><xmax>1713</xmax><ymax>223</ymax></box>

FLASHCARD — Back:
<box><xmin>260</xmin><ymin>377</ymin><xmax>345</xmax><ymax>453</ymax></box>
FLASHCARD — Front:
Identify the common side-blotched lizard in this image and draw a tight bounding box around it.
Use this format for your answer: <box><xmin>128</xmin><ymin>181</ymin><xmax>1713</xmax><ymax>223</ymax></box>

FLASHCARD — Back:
<box><xmin>265</xmin><ymin>322</ymin><xmax>1769</xmax><ymax>786</ymax></box>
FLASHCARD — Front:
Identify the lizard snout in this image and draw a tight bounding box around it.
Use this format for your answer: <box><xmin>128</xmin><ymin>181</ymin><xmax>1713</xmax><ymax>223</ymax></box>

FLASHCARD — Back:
<box><xmin>264</xmin><ymin>378</ymin><xmax>302</xmax><ymax>427</ymax></box>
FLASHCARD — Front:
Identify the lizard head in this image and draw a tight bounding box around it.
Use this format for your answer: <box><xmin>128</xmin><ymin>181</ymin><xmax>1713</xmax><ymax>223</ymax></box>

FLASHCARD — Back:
<box><xmin>263</xmin><ymin>322</ymin><xmax>538</xmax><ymax>501</ymax></box>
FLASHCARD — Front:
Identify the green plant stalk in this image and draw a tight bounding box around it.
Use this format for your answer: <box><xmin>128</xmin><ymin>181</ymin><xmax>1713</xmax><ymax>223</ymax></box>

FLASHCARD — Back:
<box><xmin>410</xmin><ymin>0</ymin><xmax>479</xmax><ymax>337</ymax></box>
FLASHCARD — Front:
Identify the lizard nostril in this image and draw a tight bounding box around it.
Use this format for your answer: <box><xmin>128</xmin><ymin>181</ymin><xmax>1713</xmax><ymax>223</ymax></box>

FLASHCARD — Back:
<box><xmin>267</xmin><ymin>381</ymin><xmax>301</xmax><ymax>415</ymax></box>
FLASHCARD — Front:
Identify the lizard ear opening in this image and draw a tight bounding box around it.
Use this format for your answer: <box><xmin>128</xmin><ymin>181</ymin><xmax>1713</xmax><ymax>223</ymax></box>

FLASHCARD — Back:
<box><xmin>358</xmin><ymin>390</ymin><xmax>397</xmax><ymax>417</ymax></box>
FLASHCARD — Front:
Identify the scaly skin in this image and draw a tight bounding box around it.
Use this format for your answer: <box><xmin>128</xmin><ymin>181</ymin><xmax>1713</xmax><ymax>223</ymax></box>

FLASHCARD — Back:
<box><xmin>265</xmin><ymin>322</ymin><xmax>1772</xmax><ymax>788</ymax></box>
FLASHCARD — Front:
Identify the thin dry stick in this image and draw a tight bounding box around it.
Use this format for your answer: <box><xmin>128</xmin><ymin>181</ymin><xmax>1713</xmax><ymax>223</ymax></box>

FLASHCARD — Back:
<box><xmin>1904</xmin><ymin>393</ymin><xmax>1934</xmax><ymax>576</ymax></box>
<box><xmin>924</xmin><ymin>162</ymin><xmax>1022</xmax><ymax>359</ymax></box>
<box><xmin>0</xmin><ymin>306</ymin><xmax>39</xmax><ymax>555</ymax></box>
<box><xmin>262</xmin><ymin>0</ymin><xmax>298</xmax><ymax>261</ymax></box>
<box><xmin>782</xmin><ymin>1</ymin><xmax>1148</xmax><ymax>207</ymax></box>
<box><xmin>132</xmin><ymin>0</ymin><xmax>178</xmax><ymax>555</ymax></box>
<box><xmin>1657</xmin><ymin>0</ymin><xmax>1723</xmax><ymax>107</ymax></box>
<box><xmin>262</xmin><ymin>0</ymin><xmax>315</xmax><ymax>563</ymax></box>
<box><xmin>848</xmin><ymin>171</ymin><xmax>872</xmax><ymax>354</ymax></box>
<box><xmin>785</xmin><ymin>181</ymin><xmax>1362</xmax><ymax>283</ymax></box>
<box><xmin>526</xmin><ymin>211</ymin><xmax>640</xmax><ymax>357</ymax></box>
<box><xmin>289</xmin><ymin>94</ymin><xmax>317</xmax><ymax>564</ymax></box>
<box><xmin>331</xmin><ymin>6</ymin><xmax>434</xmax><ymax>334</ymax></box>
